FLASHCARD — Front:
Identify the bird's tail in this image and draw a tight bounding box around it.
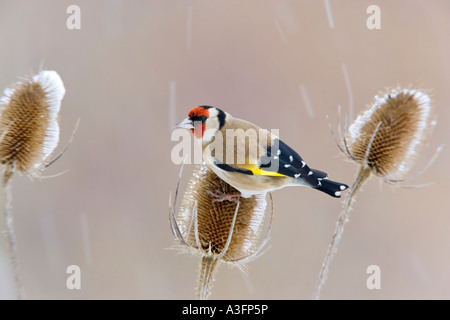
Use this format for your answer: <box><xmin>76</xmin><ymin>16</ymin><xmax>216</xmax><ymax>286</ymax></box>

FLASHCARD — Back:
<box><xmin>306</xmin><ymin>168</ymin><xmax>348</xmax><ymax>198</ymax></box>
<box><xmin>315</xmin><ymin>178</ymin><xmax>348</xmax><ymax>198</ymax></box>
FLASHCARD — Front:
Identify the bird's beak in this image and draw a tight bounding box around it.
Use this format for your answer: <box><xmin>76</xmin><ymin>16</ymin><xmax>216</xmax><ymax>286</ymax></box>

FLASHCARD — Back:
<box><xmin>175</xmin><ymin>117</ymin><xmax>194</xmax><ymax>129</ymax></box>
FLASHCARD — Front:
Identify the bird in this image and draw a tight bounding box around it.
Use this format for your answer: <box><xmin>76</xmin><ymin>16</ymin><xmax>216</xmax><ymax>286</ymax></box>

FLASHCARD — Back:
<box><xmin>176</xmin><ymin>105</ymin><xmax>348</xmax><ymax>199</ymax></box>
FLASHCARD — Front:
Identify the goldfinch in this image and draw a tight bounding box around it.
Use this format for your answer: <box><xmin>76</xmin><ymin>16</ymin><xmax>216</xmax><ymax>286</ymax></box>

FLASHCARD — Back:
<box><xmin>176</xmin><ymin>106</ymin><xmax>348</xmax><ymax>198</ymax></box>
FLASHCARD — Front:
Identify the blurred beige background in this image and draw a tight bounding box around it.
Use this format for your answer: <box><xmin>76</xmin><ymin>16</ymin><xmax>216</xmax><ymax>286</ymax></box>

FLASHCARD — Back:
<box><xmin>0</xmin><ymin>0</ymin><xmax>449</xmax><ymax>299</ymax></box>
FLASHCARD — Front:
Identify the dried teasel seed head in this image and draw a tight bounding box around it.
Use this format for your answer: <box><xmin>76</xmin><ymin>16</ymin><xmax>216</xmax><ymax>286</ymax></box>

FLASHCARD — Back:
<box><xmin>176</xmin><ymin>164</ymin><xmax>269</xmax><ymax>263</ymax></box>
<box><xmin>0</xmin><ymin>70</ymin><xmax>65</xmax><ymax>177</ymax></box>
<box><xmin>346</xmin><ymin>87</ymin><xmax>433</xmax><ymax>179</ymax></box>
<box><xmin>170</xmin><ymin>164</ymin><xmax>272</xmax><ymax>299</ymax></box>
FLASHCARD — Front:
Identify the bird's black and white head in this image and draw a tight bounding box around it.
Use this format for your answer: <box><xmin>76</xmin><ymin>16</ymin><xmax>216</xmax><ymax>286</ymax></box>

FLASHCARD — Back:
<box><xmin>176</xmin><ymin>106</ymin><xmax>227</xmax><ymax>142</ymax></box>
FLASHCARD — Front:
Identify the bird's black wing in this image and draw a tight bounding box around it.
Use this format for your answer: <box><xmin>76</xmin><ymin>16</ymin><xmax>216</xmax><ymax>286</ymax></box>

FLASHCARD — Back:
<box><xmin>259</xmin><ymin>138</ymin><xmax>321</xmax><ymax>186</ymax></box>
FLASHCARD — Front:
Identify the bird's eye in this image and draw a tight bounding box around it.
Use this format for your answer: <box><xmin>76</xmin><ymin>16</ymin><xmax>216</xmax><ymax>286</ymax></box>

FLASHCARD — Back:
<box><xmin>190</xmin><ymin>115</ymin><xmax>207</xmax><ymax>123</ymax></box>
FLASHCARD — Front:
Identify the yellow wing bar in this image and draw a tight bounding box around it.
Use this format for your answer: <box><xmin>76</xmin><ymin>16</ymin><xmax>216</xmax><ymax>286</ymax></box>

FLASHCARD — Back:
<box><xmin>251</xmin><ymin>168</ymin><xmax>286</xmax><ymax>177</ymax></box>
<box><xmin>237</xmin><ymin>163</ymin><xmax>287</xmax><ymax>177</ymax></box>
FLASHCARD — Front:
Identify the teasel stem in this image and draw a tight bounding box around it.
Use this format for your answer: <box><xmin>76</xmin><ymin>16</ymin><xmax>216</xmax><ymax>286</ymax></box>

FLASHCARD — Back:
<box><xmin>0</xmin><ymin>165</ymin><xmax>23</xmax><ymax>299</ymax></box>
<box><xmin>313</xmin><ymin>166</ymin><xmax>371</xmax><ymax>300</ymax></box>
<box><xmin>197</xmin><ymin>256</ymin><xmax>220</xmax><ymax>300</ymax></box>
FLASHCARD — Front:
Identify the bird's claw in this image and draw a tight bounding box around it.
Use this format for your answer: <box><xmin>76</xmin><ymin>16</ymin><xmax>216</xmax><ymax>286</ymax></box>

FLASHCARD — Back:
<box><xmin>206</xmin><ymin>189</ymin><xmax>241</xmax><ymax>204</ymax></box>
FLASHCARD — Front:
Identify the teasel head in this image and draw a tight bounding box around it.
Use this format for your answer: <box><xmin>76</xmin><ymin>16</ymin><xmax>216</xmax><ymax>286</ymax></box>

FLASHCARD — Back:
<box><xmin>0</xmin><ymin>70</ymin><xmax>66</xmax><ymax>184</ymax></box>
<box><xmin>169</xmin><ymin>164</ymin><xmax>273</xmax><ymax>300</ymax></box>
<box><xmin>314</xmin><ymin>87</ymin><xmax>441</xmax><ymax>299</ymax></box>
<box><xmin>344</xmin><ymin>87</ymin><xmax>436</xmax><ymax>182</ymax></box>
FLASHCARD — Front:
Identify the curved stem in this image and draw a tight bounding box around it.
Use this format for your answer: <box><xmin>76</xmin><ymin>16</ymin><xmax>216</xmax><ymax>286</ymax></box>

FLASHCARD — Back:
<box><xmin>1</xmin><ymin>166</ymin><xmax>23</xmax><ymax>299</ymax></box>
<box><xmin>229</xmin><ymin>192</ymin><xmax>274</xmax><ymax>264</ymax></box>
<box><xmin>216</xmin><ymin>201</ymin><xmax>240</xmax><ymax>259</ymax></box>
<box><xmin>168</xmin><ymin>160</ymin><xmax>188</xmax><ymax>246</ymax></box>
<box><xmin>313</xmin><ymin>166</ymin><xmax>371</xmax><ymax>300</ymax></box>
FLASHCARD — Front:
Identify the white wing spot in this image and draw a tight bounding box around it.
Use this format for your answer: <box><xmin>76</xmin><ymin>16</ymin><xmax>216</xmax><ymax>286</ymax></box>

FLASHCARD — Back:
<box><xmin>335</xmin><ymin>191</ymin><xmax>341</xmax><ymax>197</ymax></box>
<box><xmin>301</xmin><ymin>161</ymin><xmax>306</xmax><ymax>168</ymax></box>
<box><xmin>308</xmin><ymin>171</ymin><xmax>313</xmax><ymax>176</ymax></box>
<box><xmin>340</xmin><ymin>185</ymin><xmax>346</xmax><ymax>190</ymax></box>
<box><xmin>289</xmin><ymin>155</ymin><xmax>293</xmax><ymax>162</ymax></box>
<box><xmin>277</xmin><ymin>149</ymin><xmax>281</xmax><ymax>156</ymax></box>
<box><xmin>294</xmin><ymin>173</ymin><xmax>301</xmax><ymax>178</ymax></box>
<box><xmin>284</xmin><ymin>164</ymin><xmax>291</xmax><ymax>168</ymax></box>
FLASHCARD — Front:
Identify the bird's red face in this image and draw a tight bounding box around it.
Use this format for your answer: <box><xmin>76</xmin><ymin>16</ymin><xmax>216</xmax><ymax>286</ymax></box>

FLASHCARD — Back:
<box><xmin>176</xmin><ymin>106</ymin><xmax>226</xmax><ymax>142</ymax></box>
<box><xmin>188</xmin><ymin>106</ymin><xmax>210</xmax><ymax>138</ymax></box>
<box><xmin>176</xmin><ymin>106</ymin><xmax>211</xmax><ymax>139</ymax></box>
